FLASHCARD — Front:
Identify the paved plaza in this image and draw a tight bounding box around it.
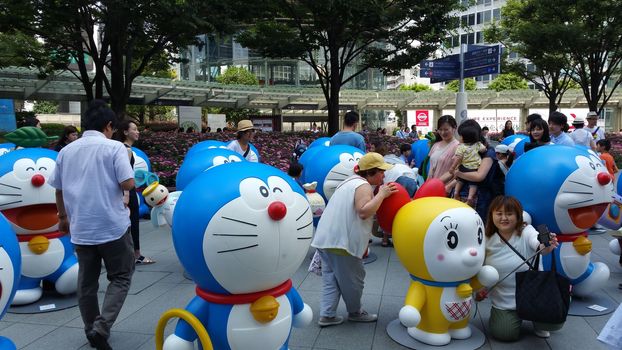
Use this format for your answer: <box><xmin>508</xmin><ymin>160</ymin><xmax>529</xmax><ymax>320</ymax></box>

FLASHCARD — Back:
<box><xmin>1</xmin><ymin>221</ymin><xmax>620</xmax><ymax>350</ymax></box>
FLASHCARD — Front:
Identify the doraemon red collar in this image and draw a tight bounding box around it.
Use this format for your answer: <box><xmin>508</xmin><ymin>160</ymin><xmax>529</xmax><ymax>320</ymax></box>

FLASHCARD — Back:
<box><xmin>196</xmin><ymin>279</ymin><xmax>292</xmax><ymax>304</ymax></box>
<box><xmin>17</xmin><ymin>230</ymin><xmax>66</xmax><ymax>242</ymax></box>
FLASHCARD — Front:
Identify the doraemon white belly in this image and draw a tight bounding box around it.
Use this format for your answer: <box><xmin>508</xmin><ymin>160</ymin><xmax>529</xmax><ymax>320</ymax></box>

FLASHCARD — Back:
<box><xmin>19</xmin><ymin>238</ymin><xmax>65</xmax><ymax>278</ymax></box>
<box><xmin>558</xmin><ymin>241</ymin><xmax>590</xmax><ymax>279</ymax></box>
<box><xmin>227</xmin><ymin>295</ymin><xmax>292</xmax><ymax>350</ymax></box>
<box><xmin>438</xmin><ymin>287</ymin><xmax>472</xmax><ymax>323</ymax></box>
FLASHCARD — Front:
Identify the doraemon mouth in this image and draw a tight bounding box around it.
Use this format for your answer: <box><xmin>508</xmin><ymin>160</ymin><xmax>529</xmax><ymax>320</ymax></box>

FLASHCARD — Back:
<box><xmin>2</xmin><ymin>204</ymin><xmax>58</xmax><ymax>232</ymax></box>
<box><xmin>568</xmin><ymin>203</ymin><xmax>609</xmax><ymax>230</ymax></box>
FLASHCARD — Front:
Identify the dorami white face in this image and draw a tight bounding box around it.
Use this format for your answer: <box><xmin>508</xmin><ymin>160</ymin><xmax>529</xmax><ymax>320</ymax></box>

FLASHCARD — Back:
<box><xmin>323</xmin><ymin>152</ymin><xmax>363</xmax><ymax>199</ymax></box>
<box><xmin>423</xmin><ymin>208</ymin><xmax>485</xmax><ymax>282</ymax></box>
<box><xmin>554</xmin><ymin>152</ymin><xmax>614</xmax><ymax>233</ymax></box>
<box><xmin>0</xmin><ymin>157</ymin><xmax>57</xmax><ymax>234</ymax></box>
<box><xmin>203</xmin><ymin>175</ymin><xmax>313</xmax><ymax>294</ymax></box>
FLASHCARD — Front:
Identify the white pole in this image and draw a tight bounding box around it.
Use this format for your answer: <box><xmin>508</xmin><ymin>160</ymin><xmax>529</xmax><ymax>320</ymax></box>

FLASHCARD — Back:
<box><xmin>456</xmin><ymin>43</ymin><xmax>468</xmax><ymax>126</ymax></box>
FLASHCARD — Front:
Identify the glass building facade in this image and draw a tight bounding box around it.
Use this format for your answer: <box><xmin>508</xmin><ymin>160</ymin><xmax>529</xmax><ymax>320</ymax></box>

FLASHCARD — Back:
<box><xmin>179</xmin><ymin>34</ymin><xmax>386</xmax><ymax>90</ymax></box>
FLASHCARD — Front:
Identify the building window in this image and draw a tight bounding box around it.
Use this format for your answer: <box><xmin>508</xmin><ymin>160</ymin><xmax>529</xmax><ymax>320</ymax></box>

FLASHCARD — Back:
<box><xmin>468</xmin><ymin>13</ymin><xmax>475</xmax><ymax>26</ymax></box>
<box><xmin>484</xmin><ymin>0</ymin><xmax>492</xmax><ymax>6</ymax></box>
<box><xmin>493</xmin><ymin>8</ymin><xmax>501</xmax><ymax>20</ymax></box>
<box><xmin>461</xmin><ymin>34</ymin><xmax>468</xmax><ymax>45</ymax></box>
<box><xmin>476</xmin><ymin>32</ymin><xmax>483</xmax><ymax>43</ymax></box>
<box><xmin>453</xmin><ymin>35</ymin><xmax>460</xmax><ymax>47</ymax></box>
<box><xmin>468</xmin><ymin>33</ymin><xmax>475</xmax><ymax>45</ymax></box>
<box><xmin>483</xmin><ymin>10</ymin><xmax>492</xmax><ymax>23</ymax></box>
<box><xmin>461</xmin><ymin>15</ymin><xmax>468</xmax><ymax>27</ymax></box>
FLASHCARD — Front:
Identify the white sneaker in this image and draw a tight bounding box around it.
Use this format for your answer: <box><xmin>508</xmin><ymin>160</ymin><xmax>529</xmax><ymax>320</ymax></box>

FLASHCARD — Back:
<box><xmin>348</xmin><ymin>310</ymin><xmax>378</xmax><ymax>322</ymax></box>
<box><xmin>534</xmin><ymin>330</ymin><xmax>550</xmax><ymax>338</ymax></box>
<box><xmin>318</xmin><ymin>316</ymin><xmax>344</xmax><ymax>327</ymax></box>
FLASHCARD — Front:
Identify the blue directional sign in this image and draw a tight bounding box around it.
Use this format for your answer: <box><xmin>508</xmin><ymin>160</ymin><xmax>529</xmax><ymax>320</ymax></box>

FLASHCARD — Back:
<box><xmin>419</xmin><ymin>54</ymin><xmax>460</xmax><ymax>83</ymax></box>
<box><xmin>463</xmin><ymin>45</ymin><xmax>500</xmax><ymax>78</ymax></box>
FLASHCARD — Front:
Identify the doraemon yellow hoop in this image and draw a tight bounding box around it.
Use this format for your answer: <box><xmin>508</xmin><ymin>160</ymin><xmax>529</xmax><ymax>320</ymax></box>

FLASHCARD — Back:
<box><xmin>155</xmin><ymin>308</ymin><xmax>212</xmax><ymax>350</ymax></box>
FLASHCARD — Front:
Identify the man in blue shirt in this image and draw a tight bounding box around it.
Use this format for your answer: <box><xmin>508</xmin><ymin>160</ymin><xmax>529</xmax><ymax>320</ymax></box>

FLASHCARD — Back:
<box><xmin>50</xmin><ymin>100</ymin><xmax>136</xmax><ymax>350</ymax></box>
<box><xmin>330</xmin><ymin>111</ymin><xmax>366</xmax><ymax>152</ymax></box>
<box><xmin>548</xmin><ymin>111</ymin><xmax>575</xmax><ymax>146</ymax></box>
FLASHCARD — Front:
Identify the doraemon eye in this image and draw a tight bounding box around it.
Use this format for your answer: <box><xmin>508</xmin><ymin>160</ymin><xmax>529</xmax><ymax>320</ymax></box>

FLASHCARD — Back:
<box><xmin>575</xmin><ymin>155</ymin><xmax>600</xmax><ymax>176</ymax></box>
<box><xmin>35</xmin><ymin>158</ymin><xmax>55</xmax><ymax>178</ymax></box>
<box><xmin>228</xmin><ymin>155</ymin><xmax>242</xmax><ymax>163</ymax></box>
<box><xmin>267</xmin><ymin>176</ymin><xmax>295</xmax><ymax>206</ymax></box>
<box><xmin>239</xmin><ymin>178</ymin><xmax>272</xmax><ymax>210</ymax></box>
<box><xmin>353</xmin><ymin>152</ymin><xmax>363</xmax><ymax>162</ymax></box>
<box><xmin>446</xmin><ymin>230</ymin><xmax>459</xmax><ymax>249</ymax></box>
<box><xmin>212</xmin><ymin>156</ymin><xmax>230</xmax><ymax>167</ymax></box>
<box><xmin>12</xmin><ymin>159</ymin><xmax>37</xmax><ymax>180</ymax></box>
<box><xmin>338</xmin><ymin>153</ymin><xmax>355</xmax><ymax>164</ymax></box>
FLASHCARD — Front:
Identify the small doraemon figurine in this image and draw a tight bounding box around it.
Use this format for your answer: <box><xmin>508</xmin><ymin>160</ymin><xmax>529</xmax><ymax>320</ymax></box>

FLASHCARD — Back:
<box><xmin>176</xmin><ymin>148</ymin><xmax>245</xmax><ymax>191</ymax></box>
<box><xmin>132</xmin><ymin>147</ymin><xmax>153</xmax><ymax>217</ymax></box>
<box><xmin>163</xmin><ymin>162</ymin><xmax>313</xmax><ymax>350</ymax></box>
<box><xmin>378</xmin><ymin>187</ymin><xmax>498</xmax><ymax>346</ymax></box>
<box><xmin>0</xmin><ymin>214</ymin><xmax>21</xmax><ymax>349</ymax></box>
<box><xmin>142</xmin><ymin>181</ymin><xmax>181</xmax><ymax>227</ymax></box>
<box><xmin>506</xmin><ymin>145</ymin><xmax>613</xmax><ymax>296</ymax></box>
<box><xmin>0</xmin><ymin>148</ymin><xmax>78</xmax><ymax>305</ymax></box>
<box><xmin>299</xmin><ymin>145</ymin><xmax>364</xmax><ymax>202</ymax></box>
<box><xmin>501</xmin><ymin>134</ymin><xmax>529</xmax><ymax>158</ymax></box>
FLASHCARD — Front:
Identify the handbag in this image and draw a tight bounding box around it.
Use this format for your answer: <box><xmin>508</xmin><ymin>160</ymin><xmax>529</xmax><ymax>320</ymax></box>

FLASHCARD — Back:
<box><xmin>498</xmin><ymin>233</ymin><xmax>570</xmax><ymax>324</ymax></box>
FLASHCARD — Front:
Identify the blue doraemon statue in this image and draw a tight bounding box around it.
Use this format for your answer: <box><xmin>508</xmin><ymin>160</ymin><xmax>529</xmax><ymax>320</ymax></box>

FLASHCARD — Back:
<box><xmin>132</xmin><ymin>147</ymin><xmax>152</xmax><ymax>217</ymax></box>
<box><xmin>501</xmin><ymin>134</ymin><xmax>528</xmax><ymax>158</ymax></box>
<box><xmin>299</xmin><ymin>145</ymin><xmax>364</xmax><ymax>202</ymax></box>
<box><xmin>0</xmin><ymin>214</ymin><xmax>21</xmax><ymax>349</ymax></box>
<box><xmin>0</xmin><ymin>143</ymin><xmax>15</xmax><ymax>156</ymax></box>
<box><xmin>186</xmin><ymin>140</ymin><xmax>228</xmax><ymax>158</ymax></box>
<box><xmin>506</xmin><ymin>145</ymin><xmax>613</xmax><ymax>296</ymax></box>
<box><xmin>163</xmin><ymin>162</ymin><xmax>313</xmax><ymax>349</ymax></box>
<box><xmin>0</xmin><ymin>149</ymin><xmax>78</xmax><ymax>305</ymax></box>
<box><xmin>176</xmin><ymin>148</ymin><xmax>246</xmax><ymax>191</ymax></box>
<box><xmin>308</xmin><ymin>137</ymin><xmax>330</xmax><ymax>149</ymax></box>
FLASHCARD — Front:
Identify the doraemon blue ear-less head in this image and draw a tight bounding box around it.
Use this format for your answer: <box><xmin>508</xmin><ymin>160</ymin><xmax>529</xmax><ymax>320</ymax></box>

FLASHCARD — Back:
<box><xmin>186</xmin><ymin>140</ymin><xmax>229</xmax><ymax>158</ymax></box>
<box><xmin>0</xmin><ymin>214</ymin><xmax>20</xmax><ymax>319</ymax></box>
<box><xmin>506</xmin><ymin>145</ymin><xmax>613</xmax><ymax>234</ymax></box>
<box><xmin>299</xmin><ymin>145</ymin><xmax>364</xmax><ymax>202</ymax></box>
<box><xmin>0</xmin><ymin>148</ymin><xmax>58</xmax><ymax>235</ymax></box>
<box><xmin>131</xmin><ymin>147</ymin><xmax>151</xmax><ymax>172</ymax></box>
<box><xmin>176</xmin><ymin>148</ymin><xmax>246</xmax><ymax>191</ymax></box>
<box><xmin>172</xmin><ymin>162</ymin><xmax>313</xmax><ymax>295</ymax></box>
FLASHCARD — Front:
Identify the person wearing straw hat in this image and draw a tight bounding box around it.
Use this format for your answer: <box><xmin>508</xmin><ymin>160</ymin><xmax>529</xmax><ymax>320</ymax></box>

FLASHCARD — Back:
<box><xmin>227</xmin><ymin>119</ymin><xmax>259</xmax><ymax>162</ymax></box>
<box><xmin>311</xmin><ymin>152</ymin><xmax>398</xmax><ymax>327</ymax></box>
<box><xmin>584</xmin><ymin>111</ymin><xmax>605</xmax><ymax>142</ymax></box>
<box><xmin>570</xmin><ymin>115</ymin><xmax>596</xmax><ymax>151</ymax></box>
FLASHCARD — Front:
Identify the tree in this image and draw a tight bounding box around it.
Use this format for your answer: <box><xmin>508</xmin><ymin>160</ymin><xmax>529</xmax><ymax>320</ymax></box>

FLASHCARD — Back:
<box><xmin>213</xmin><ymin>66</ymin><xmax>259</xmax><ymax>125</ymax></box>
<box><xmin>399</xmin><ymin>83</ymin><xmax>432</xmax><ymax>92</ymax></box>
<box><xmin>237</xmin><ymin>0</ymin><xmax>460</xmax><ymax>135</ymax></box>
<box><xmin>445</xmin><ymin>78</ymin><xmax>477</xmax><ymax>92</ymax></box>
<box><xmin>484</xmin><ymin>0</ymin><xmax>577</xmax><ymax>112</ymax></box>
<box><xmin>488</xmin><ymin>73</ymin><xmax>528</xmax><ymax>92</ymax></box>
<box><xmin>1</xmin><ymin>0</ymin><xmax>234</xmax><ymax>118</ymax></box>
<box><xmin>32</xmin><ymin>101</ymin><xmax>59</xmax><ymax>114</ymax></box>
<box><xmin>0</xmin><ymin>30</ymin><xmax>50</xmax><ymax>69</ymax></box>
<box><xmin>487</xmin><ymin>0</ymin><xmax>622</xmax><ymax>114</ymax></box>
<box><xmin>216</xmin><ymin>66</ymin><xmax>259</xmax><ymax>85</ymax></box>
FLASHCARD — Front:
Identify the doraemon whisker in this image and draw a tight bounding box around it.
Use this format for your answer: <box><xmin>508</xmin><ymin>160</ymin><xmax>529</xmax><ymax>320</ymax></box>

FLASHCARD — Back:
<box><xmin>0</xmin><ymin>193</ymin><xmax>21</xmax><ymax>197</ymax></box>
<box><xmin>296</xmin><ymin>207</ymin><xmax>309</xmax><ymax>221</ymax></box>
<box><xmin>297</xmin><ymin>236</ymin><xmax>312</xmax><ymax>240</ymax></box>
<box><xmin>213</xmin><ymin>233</ymin><xmax>259</xmax><ymax>237</ymax></box>
<box><xmin>332</xmin><ymin>171</ymin><xmax>350</xmax><ymax>176</ymax></box>
<box><xmin>325</xmin><ymin>177</ymin><xmax>347</xmax><ymax>181</ymax></box>
<box><xmin>0</xmin><ymin>200</ymin><xmax>22</xmax><ymax>207</ymax></box>
<box><xmin>0</xmin><ymin>182</ymin><xmax>20</xmax><ymax>190</ymax></box>
<box><xmin>563</xmin><ymin>191</ymin><xmax>593</xmax><ymax>195</ymax></box>
<box><xmin>568</xmin><ymin>198</ymin><xmax>594</xmax><ymax>206</ymax></box>
<box><xmin>569</xmin><ymin>180</ymin><xmax>592</xmax><ymax>188</ymax></box>
<box><xmin>297</xmin><ymin>222</ymin><xmax>312</xmax><ymax>231</ymax></box>
<box><xmin>221</xmin><ymin>216</ymin><xmax>257</xmax><ymax>227</ymax></box>
<box><xmin>443</xmin><ymin>225</ymin><xmax>448</xmax><ymax>230</ymax></box>
<box><xmin>217</xmin><ymin>244</ymin><xmax>259</xmax><ymax>254</ymax></box>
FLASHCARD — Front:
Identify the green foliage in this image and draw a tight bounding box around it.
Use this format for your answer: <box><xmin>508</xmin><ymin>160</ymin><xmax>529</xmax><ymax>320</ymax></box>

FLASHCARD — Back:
<box><xmin>445</xmin><ymin>78</ymin><xmax>477</xmax><ymax>92</ymax></box>
<box><xmin>144</xmin><ymin>122</ymin><xmax>179</xmax><ymax>132</ymax></box>
<box><xmin>15</xmin><ymin>111</ymin><xmax>36</xmax><ymax>128</ymax></box>
<box><xmin>32</xmin><ymin>101</ymin><xmax>58</xmax><ymax>114</ymax></box>
<box><xmin>0</xmin><ymin>30</ymin><xmax>50</xmax><ymax>69</ymax></box>
<box><xmin>487</xmin><ymin>73</ymin><xmax>528</xmax><ymax>91</ymax></box>
<box><xmin>216</xmin><ymin>67</ymin><xmax>259</xmax><ymax>85</ymax></box>
<box><xmin>399</xmin><ymin>83</ymin><xmax>432</xmax><ymax>92</ymax></box>
<box><xmin>237</xmin><ymin>0</ymin><xmax>460</xmax><ymax>135</ymax></box>
<box><xmin>40</xmin><ymin>123</ymin><xmax>66</xmax><ymax>138</ymax></box>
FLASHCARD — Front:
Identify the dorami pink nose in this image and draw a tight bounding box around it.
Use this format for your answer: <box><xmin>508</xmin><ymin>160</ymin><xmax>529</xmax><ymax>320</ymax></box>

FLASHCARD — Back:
<box><xmin>268</xmin><ymin>201</ymin><xmax>287</xmax><ymax>221</ymax></box>
<box><xmin>31</xmin><ymin>174</ymin><xmax>45</xmax><ymax>187</ymax></box>
<box><xmin>597</xmin><ymin>172</ymin><xmax>611</xmax><ymax>186</ymax></box>
<box><xmin>469</xmin><ymin>249</ymin><xmax>477</xmax><ymax>257</ymax></box>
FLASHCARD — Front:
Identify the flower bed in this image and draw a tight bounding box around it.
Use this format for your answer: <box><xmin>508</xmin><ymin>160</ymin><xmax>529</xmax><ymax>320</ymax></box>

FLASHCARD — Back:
<box><xmin>136</xmin><ymin>130</ymin><xmax>415</xmax><ymax>187</ymax></box>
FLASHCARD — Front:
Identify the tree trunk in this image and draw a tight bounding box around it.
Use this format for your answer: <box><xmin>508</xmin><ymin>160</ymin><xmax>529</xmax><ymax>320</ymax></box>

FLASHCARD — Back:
<box><xmin>548</xmin><ymin>93</ymin><xmax>558</xmax><ymax>113</ymax></box>
<box><xmin>327</xmin><ymin>43</ymin><xmax>342</xmax><ymax>136</ymax></box>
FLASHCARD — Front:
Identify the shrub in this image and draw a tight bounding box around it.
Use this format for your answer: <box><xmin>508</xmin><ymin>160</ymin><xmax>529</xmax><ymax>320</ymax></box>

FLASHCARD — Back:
<box><xmin>41</xmin><ymin>123</ymin><xmax>66</xmax><ymax>138</ymax></box>
<box><xmin>144</xmin><ymin>122</ymin><xmax>179</xmax><ymax>132</ymax></box>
